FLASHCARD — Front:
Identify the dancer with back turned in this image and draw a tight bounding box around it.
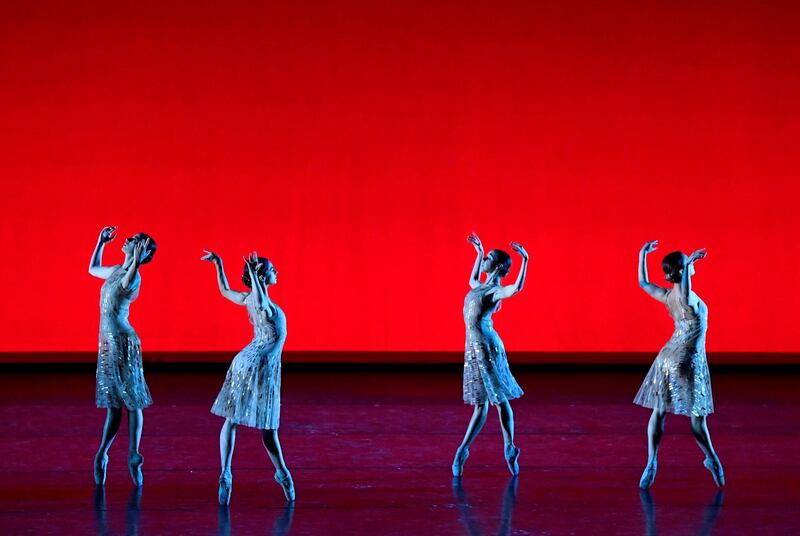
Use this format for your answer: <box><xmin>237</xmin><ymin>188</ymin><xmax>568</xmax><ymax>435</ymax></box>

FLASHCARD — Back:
<box><xmin>202</xmin><ymin>250</ymin><xmax>295</xmax><ymax>504</ymax></box>
<box><xmin>634</xmin><ymin>240</ymin><xmax>724</xmax><ymax>489</ymax></box>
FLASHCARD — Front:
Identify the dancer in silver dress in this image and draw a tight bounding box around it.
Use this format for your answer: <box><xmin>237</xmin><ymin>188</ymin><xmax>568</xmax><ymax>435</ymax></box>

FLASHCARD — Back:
<box><xmin>452</xmin><ymin>233</ymin><xmax>529</xmax><ymax>477</ymax></box>
<box><xmin>89</xmin><ymin>226</ymin><xmax>157</xmax><ymax>486</ymax></box>
<box><xmin>202</xmin><ymin>250</ymin><xmax>294</xmax><ymax>504</ymax></box>
<box><xmin>634</xmin><ymin>240</ymin><xmax>724</xmax><ymax>488</ymax></box>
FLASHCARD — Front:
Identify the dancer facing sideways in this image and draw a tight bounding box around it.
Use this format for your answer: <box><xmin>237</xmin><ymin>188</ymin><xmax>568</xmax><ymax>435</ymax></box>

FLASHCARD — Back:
<box><xmin>201</xmin><ymin>250</ymin><xmax>294</xmax><ymax>504</ymax></box>
<box><xmin>634</xmin><ymin>240</ymin><xmax>724</xmax><ymax>489</ymax></box>
<box><xmin>89</xmin><ymin>226</ymin><xmax>157</xmax><ymax>486</ymax></box>
<box><xmin>452</xmin><ymin>233</ymin><xmax>529</xmax><ymax>477</ymax></box>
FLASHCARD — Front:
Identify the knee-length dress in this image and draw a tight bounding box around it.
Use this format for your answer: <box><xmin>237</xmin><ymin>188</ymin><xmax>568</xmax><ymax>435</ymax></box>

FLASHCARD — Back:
<box><xmin>634</xmin><ymin>289</ymin><xmax>714</xmax><ymax>416</ymax></box>
<box><xmin>211</xmin><ymin>293</ymin><xmax>286</xmax><ymax>429</ymax></box>
<box><xmin>462</xmin><ymin>284</ymin><xmax>524</xmax><ymax>405</ymax></box>
<box><xmin>96</xmin><ymin>266</ymin><xmax>153</xmax><ymax>410</ymax></box>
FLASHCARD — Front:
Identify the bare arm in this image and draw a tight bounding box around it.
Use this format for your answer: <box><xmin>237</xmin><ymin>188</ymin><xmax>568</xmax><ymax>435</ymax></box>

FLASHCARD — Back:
<box><xmin>467</xmin><ymin>232</ymin><xmax>484</xmax><ymax>288</ymax></box>
<box><xmin>638</xmin><ymin>240</ymin><xmax>668</xmax><ymax>303</ymax></box>
<box><xmin>88</xmin><ymin>226</ymin><xmax>118</xmax><ymax>279</ymax></box>
<box><xmin>244</xmin><ymin>252</ymin><xmax>273</xmax><ymax>314</ymax></box>
<box><xmin>201</xmin><ymin>250</ymin><xmax>247</xmax><ymax>305</ymax></box>
<box><xmin>681</xmin><ymin>248</ymin><xmax>707</xmax><ymax>302</ymax></box>
<box><xmin>494</xmin><ymin>242</ymin><xmax>529</xmax><ymax>300</ymax></box>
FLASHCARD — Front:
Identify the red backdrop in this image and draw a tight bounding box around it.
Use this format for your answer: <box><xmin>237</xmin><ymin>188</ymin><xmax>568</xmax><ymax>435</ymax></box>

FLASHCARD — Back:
<box><xmin>1</xmin><ymin>1</ymin><xmax>798</xmax><ymax>356</ymax></box>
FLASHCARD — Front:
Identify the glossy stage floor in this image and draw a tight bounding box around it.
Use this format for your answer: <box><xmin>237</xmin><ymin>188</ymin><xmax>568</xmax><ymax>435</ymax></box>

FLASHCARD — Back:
<box><xmin>1</xmin><ymin>365</ymin><xmax>798</xmax><ymax>535</ymax></box>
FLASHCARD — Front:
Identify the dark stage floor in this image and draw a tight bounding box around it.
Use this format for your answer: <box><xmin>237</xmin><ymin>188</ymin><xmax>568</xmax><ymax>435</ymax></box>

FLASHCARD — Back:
<box><xmin>1</xmin><ymin>366</ymin><xmax>798</xmax><ymax>535</ymax></box>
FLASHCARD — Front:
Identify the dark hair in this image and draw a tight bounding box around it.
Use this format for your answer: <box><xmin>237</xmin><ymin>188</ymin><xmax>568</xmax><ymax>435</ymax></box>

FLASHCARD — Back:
<box><xmin>242</xmin><ymin>256</ymin><xmax>270</xmax><ymax>288</ymax></box>
<box><xmin>488</xmin><ymin>249</ymin><xmax>512</xmax><ymax>277</ymax></box>
<box><xmin>661</xmin><ymin>251</ymin><xmax>686</xmax><ymax>283</ymax></box>
<box><xmin>135</xmin><ymin>233</ymin><xmax>157</xmax><ymax>264</ymax></box>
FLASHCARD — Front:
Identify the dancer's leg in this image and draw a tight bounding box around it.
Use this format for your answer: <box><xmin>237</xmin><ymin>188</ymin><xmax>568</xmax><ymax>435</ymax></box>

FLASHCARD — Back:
<box><xmin>262</xmin><ymin>429</ymin><xmax>294</xmax><ymax>501</ymax></box>
<box><xmin>497</xmin><ymin>401</ymin><xmax>515</xmax><ymax>447</ymax></box>
<box><xmin>458</xmin><ymin>402</ymin><xmax>490</xmax><ymax>451</ymax></box>
<box><xmin>94</xmin><ymin>408</ymin><xmax>122</xmax><ymax>485</ymax></box>
<box><xmin>452</xmin><ymin>402</ymin><xmax>489</xmax><ymax>476</ymax></box>
<box><xmin>127</xmin><ymin>409</ymin><xmax>144</xmax><ymax>486</ymax></box>
<box><xmin>128</xmin><ymin>409</ymin><xmax>143</xmax><ymax>456</ymax></box>
<box><xmin>691</xmin><ymin>416</ymin><xmax>725</xmax><ymax>486</ymax></box>
<box><xmin>647</xmin><ymin>409</ymin><xmax>666</xmax><ymax>462</ymax></box>
<box><xmin>218</xmin><ymin>419</ymin><xmax>237</xmax><ymax>504</ymax></box>
<box><xmin>220</xmin><ymin>419</ymin><xmax>237</xmax><ymax>474</ymax></box>
<box><xmin>640</xmin><ymin>409</ymin><xmax>666</xmax><ymax>489</ymax></box>
<box><xmin>497</xmin><ymin>401</ymin><xmax>520</xmax><ymax>474</ymax></box>
<box><xmin>261</xmin><ymin>429</ymin><xmax>290</xmax><ymax>475</ymax></box>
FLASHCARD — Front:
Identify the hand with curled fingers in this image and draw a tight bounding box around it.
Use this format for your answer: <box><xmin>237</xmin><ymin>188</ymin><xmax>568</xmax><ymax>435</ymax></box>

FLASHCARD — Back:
<box><xmin>510</xmin><ymin>241</ymin><xmax>529</xmax><ymax>260</ymax></box>
<box><xmin>98</xmin><ymin>226</ymin><xmax>117</xmax><ymax>244</ymax></box>
<box><xmin>467</xmin><ymin>232</ymin><xmax>484</xmax><ymax>254</ymax></box>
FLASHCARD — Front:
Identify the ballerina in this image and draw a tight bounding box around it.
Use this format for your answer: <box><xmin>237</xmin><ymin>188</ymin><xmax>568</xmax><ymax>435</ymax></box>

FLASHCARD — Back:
<box><xmin>89</xmin><ymin>226</ymin><xmax>157</xmax><ymax>486</ymax></box>
<box><xmin>201</xmin><ymin>250</ymin><xmax>295</xmax><ymax>504</ymax></box>
<box><xmin>452</xmin><ymin>233</ymin><xmax>529</xmax><ymax>477</ymax></box>
<box><xmin>634</xmin><ymin>240</ymin><xmax>724</xmax><ymax>488</ymax></box>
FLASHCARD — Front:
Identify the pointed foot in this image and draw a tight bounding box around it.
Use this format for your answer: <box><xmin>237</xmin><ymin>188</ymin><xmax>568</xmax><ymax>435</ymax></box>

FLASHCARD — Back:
<box><xmin>504</xmin><ymin>444</ymin><xmax>520</xmax><ymax>475</ymax></box>
<box><xmin>639</xmin><ymin>460</ymin><xmax>657</xmax><ymax>489</ymax></box>
<box><xmin>94</xmin><ymin>453</ymin><xmax>108</xmax><ymax>486</ymax></box>
<box><xmin>452</xmin><ymin>447</ymin><xmax>470</xmax><ymax>477</ymax></box>
<box><xmin>275</xmin><ymin>471</ymin><xmax>295</xmax><ymax>502</ymax></box>
<box><xmin>703</xmin><ymin>457</ymin><xmax>725</xmax><ymax>487</ymax></box>
<box><xmin>128</xmin><ymin>452</ymin><xmax>144</xmax><ymax>487</ymax></box>
<box><xmin>218</xmin><ymin>471</ymin><xmax>233</xmax><ymax>505</ymax></box>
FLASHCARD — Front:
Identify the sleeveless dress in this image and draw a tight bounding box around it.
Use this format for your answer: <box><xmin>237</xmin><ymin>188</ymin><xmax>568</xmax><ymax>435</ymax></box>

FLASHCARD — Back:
<box><xmin>462</xmin><ymin>284</ymin><xmax>524</xmax><ymax>405</ymax></box>
<box><xmin>95</xmin><ymin>266</ymin><xmax>153</xmax><ymax>410</ymax></box>
<box><xmin>634</xmin><ymin>289</ymin><xmax>714</xmax><ymax>416</ymax></box>
<box><xmin>211</xmin><ymin>293</ymin><xmax>286</xmax><ymax>429</ymax></box>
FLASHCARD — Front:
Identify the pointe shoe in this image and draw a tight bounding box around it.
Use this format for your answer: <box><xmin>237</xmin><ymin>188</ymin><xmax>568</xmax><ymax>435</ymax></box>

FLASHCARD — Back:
<box><xmin>94</xmin><ymin>453</ymin><xmax>108</xmax><ymax>485</ymax></box>
<box><xmin>128</xmin><ymin>452</ymin><xmax>144</xmax><ymax>487</ymax></box>
<box><xmin>452</xmin><ymin>447</ymin><xmax>469</xmax><ymax>477</ymax></box>
<box><xmin>639</xmin><ymin>460</ymin><xmax>658</xmax><ymax>489</ymax></box>
<box><xmin>218</xmin><ymin>471</ymin><xmax>233</xmax><ymax>505</ymax></box>
<box><xmin>275</xmin><ymin>470</ymin><xmax>295</xmax><ymax>502</ymax></box>
<box><xmin>703</xmin><ymin>457</ymin><xmax>725</xmax><ymax>487</ymax></box>
<box><xmin>504</xmin><ymin>444</ymin><xmax>520</xmax><ymax>475</ymax></box>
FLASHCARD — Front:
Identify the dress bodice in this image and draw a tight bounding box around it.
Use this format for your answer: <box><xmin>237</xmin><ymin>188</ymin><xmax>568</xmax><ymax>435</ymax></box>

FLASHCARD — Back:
<box><xmin>665</xmin><ymin>289</ymin><xmax>708</xmax><ymax>352</ymax></box>
<box><xmin>463</xmin><ymin>285</ymin><xmax>500</xmax><ymax>334</ymax></box>
<box><xmin>245</xmin><ymin>293</ymin><xmax>286</xmax><ymax>345</ymax></box>
<box><xmin>99</xmin><ymin>266</ymin><xmax>139</xmax><ymax>331</ymax></box>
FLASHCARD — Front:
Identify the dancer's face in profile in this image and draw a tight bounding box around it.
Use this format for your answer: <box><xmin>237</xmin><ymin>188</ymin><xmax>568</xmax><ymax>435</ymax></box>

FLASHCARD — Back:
<box><xmin>480</xmin><ymin>252</ymin><xmax>497</xmax><ymax>274</ymax></box>
<box><xmin>122</xmin><ymin>236</ymin><xmax>137</xmax><ymax>255</ymax></box>
<box><xmin>250</xmin><ymin>259</ymin><xmax>278</xmax><ymax>286</ymax></box>
<box><xmin>121</xmin><ymin>234</ymin><xmax>152</xmax><ymax>263</ymax></box>
<box><xmin>264</xmin><ymin>261</ymin><xmax>278</xmax><ymax>285</ymax></box>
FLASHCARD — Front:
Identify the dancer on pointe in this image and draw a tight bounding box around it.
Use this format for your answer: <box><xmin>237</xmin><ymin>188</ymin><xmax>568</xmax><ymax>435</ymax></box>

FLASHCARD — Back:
<box><xmin>452</xmin><ymin>233</ymin><xmax>529</xmax><ymax>477</ymax></box>
<box><xmin>89</xmin><ymin>226</ymin><xmax>157</xmax><ymax>486</ymax></box>
<box><xmin>634</xmin><ymin>240</ymin><xmax>724</xmax><ymax>488</ymax></box>
<box><xmin>202</xmin><ymin>250</ymin><xmax>295</xmax><ymax>504</ymax></box>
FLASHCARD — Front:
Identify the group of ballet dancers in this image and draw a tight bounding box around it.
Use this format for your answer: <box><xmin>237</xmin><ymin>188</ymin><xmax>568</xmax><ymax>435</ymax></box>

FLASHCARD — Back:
<box><xmin>88</xmin><ymin>226</ymin><xmax>724</xmax><ymax>506</ymax></box>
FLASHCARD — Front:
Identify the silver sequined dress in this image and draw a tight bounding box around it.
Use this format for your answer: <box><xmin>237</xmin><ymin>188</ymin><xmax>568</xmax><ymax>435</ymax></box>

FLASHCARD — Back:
<box><xmin>211</xmin><ymin>293</ymin><xmax>286</xmax><ymax>429</ymax></box>
<box><xmin>96</xmin><ymin>266</ymin><xmax>153</xmax><ymax>410</ymax></box>
<box><xmin>462</xmin><ymin>284</ymin><xmax>524</xmax><ymax>405</ymax></box>
<box><xmin>634</xmin><ymin>289</ymin><xmax>714</xmax><ymax>416</ymax></box>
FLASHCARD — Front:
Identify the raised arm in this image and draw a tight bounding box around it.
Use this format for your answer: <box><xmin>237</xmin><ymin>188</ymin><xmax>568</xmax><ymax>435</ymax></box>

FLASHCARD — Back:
<box><xmin>638</xmin><ymin>240</ymin><xmax>668</xmax><ymax>303</ymax></box>
<box><xmin>681</xmin><ymin>248</ymin><xmax>707</xmax><ymax>301</ymax></box>
<box><xmin>120</xmin><ymin>237</ymin><xmax>150</xmax><ymax>289</ymax></box>
<box><xmin>201</xmin><ymin>250</ymin><xmax>247</xmax><ymax>305</ymax></box>
<box><xmin>244</xmin><ymin>251</ymin><xmax>273</xmax><ymax>315</ymax></box>
<box><xmin>88</xmin><ymin>226</ymin><xmax>119</xmax><ymax>279</ymax></box>
<box><xmin>467</xmin><ymin>232</ymin><xmax>484</xmax><ymax>288</ymax></box>
<box><xmin>494</xmin><ymin>242</ymin><xmax>529</xmax><ymax>301</ymax></box>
